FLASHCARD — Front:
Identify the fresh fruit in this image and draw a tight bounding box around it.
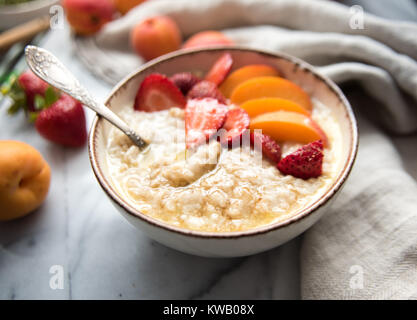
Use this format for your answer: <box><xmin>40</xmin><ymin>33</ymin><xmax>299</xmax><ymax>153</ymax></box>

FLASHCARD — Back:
<box><xmin>114</xmin><ymin>0</ymin><xmax>147</xmax><ymax>14</ymax></box>
<box><xmin>130</xmin><ymin>16</ymin><xmax>182</xmax><ymax>61</ymax></box>
<box><xmin>205</xmin><ymin>53</ymin><xmax>233</xmax><ymax>86</ymax></box>
<box><xmin>3</xmin><ymin>71</ymin><xmax>86</xmax><ymax>147</ymax></box>
<box><xmin>220</xmin><ymin>107</ymin><xmax>250</xmax><ymax>146</ymax></box>
<box><xmin>249</xmin><ymin>111</ymin><xmax>328</xmax><ymax>146</ymax></box>
<box><xmin>62</xmin><ymin>0</ymin><xmax>115</xmax><ymax>35</ymax></box>
<box><xmin>277</xmin><ymin>140</ymin><xmax>324</xmax><ymax>179</ymax></box>
<box><xmin>185</xmin><ymin>98</ymin><xmax>228</xmax><ymax>148</ymax></box>
<box><xmin>187</xmin><ymin>80</ymin><xmax>226</xmax><ymax>104</ymax></box>
<box><xmin>250</xmin><ymin>132</ymin><xmax>281</xmax><ymax>163</ymax></box>
<box><xmin>169</xmin><ymin>72</ymin><xmax>201</xmax><ymax>95</ymax></box>
<box><xmin>240</xmin><ymin>98</ymin><xmax>310</xmax><ymax>118</ymax></box>
<box><xmin>0</xmin><ymin>140</ymin><xmax>51</xmax><ymax>221</ymax></box>
<box><xmin>35</xmin><ymin>94</ymin><xmax>87</xmax><ymax>147</ymax></box>
<box><xmin>182</xmin><ymin>31</ymin><xmax>234</xmax><ymax>49</ymax></box>
<box><xmin>134</xmin><ymin>73</ymin><xmax>186</xmax><ymax>111</ymax></box>
<box><xmin>219</xmin><ymin>64</ymin><xmax>279</xmax><ymax>98</ymax></box>
<box><xmin>230</xmin><ymin>76</ymin><xmax>312</xmax><ymax>111</ymax></box>
<box><xmin>3</xmin><ymin>70</ymin><xmax>60</xmax><ymax>116</ymax></box>
<box><xmin>17</xmin><ymin>70</ymin><xmax>48</xmax><ymax>111</ymax></box>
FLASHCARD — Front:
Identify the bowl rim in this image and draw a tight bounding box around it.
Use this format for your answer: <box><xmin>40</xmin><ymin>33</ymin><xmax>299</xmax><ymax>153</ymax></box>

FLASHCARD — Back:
<box><xmin>88</xmin><ymin>46</ymin><xmax>359</xmax><ymax>239</ymax></box>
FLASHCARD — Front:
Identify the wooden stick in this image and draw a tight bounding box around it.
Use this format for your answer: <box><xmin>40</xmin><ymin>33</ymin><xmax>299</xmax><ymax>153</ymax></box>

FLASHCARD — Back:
<box><xmin>0</xmin><ymin>15</ymin><xmax>50</xmax><ymax>51</ymax></box>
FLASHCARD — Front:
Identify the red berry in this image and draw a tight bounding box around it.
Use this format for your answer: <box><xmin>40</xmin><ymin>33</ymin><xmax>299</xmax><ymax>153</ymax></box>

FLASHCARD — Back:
<box><xmin>185</xmin><ymin>98</ymin><xmax>228</xmax><ymax>149</ymax></box>
<box><xmin>134</xmin><ymin>73</ymin><xmax>186</xmax><ymax>112</ymax></box>
<box><xmin>220</xmin><ymin>107</ymin><xmax>250</xmax><ymax>146</ymax></box>
<box><xmin>187</xmin><ymin>80</ymin><xmax>226</xmax><ymax>104</ymax></box>
<box><xmin>18</xmin><ymin>71</ymin><xmax>48</xmax><ymax>111</ymax></box>
<box><xmin>205</xmin><ymin>53</ymin><xmax>233</xmax><ymax>86</ymax></box>
<box><xmin>277</xmin><ymin>140</ymin><xmax>324</xmax><ymax>179</ymax></box>
<box><xmin>250</xmin><ymin>132</ymin><xmax>281</xmax><ymax>163</ymax></box>
<box><xmin>169</xmin><ymin>72</ymin><xmax>201</xmax><ymax>95</ymax></box>
<box><xmin>35</xmin><ymin>94</ymin><xmax>87</xmax><ymax>147</ymax></box>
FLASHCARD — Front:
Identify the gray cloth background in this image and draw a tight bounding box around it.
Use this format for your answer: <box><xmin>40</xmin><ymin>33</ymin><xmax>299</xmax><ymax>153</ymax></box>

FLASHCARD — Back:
<box><xmin>74</xmin><ymin>0</ymin><xmax>417</xmax><ymax>299</ymax></box>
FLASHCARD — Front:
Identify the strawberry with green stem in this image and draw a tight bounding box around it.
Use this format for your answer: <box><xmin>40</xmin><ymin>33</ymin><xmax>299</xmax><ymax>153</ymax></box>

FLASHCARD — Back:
<box><xmin>2</xmin><ymin>70</ymin><xmax>87</xmax><ymax>147</ymax></box>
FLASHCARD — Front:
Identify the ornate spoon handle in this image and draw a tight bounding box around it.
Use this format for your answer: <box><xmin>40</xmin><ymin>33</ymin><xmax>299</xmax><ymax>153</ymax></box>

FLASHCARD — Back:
<box><xmin>24</xmin><ymin>45</ymin><xmax>148</xmax><ymax>150</ymax></box>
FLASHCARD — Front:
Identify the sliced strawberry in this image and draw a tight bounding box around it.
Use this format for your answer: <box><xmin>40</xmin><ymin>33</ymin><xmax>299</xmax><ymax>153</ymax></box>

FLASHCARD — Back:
<box><xmin>250</xmin><ymin>132</ymin><xmax>281</xmax><ymax>163</ymax></box>
<box><xmin>134</xmin><ymin>73</ymin><xmax>186</xmax><ymax>112</ymax></box>
<box><xmin>18</xmin><ymin>70</ymin><xmax>48</xmax><ymax>111</ymax></box>
<box><xmin>185</xmin><ymin>98</ymin><xmax>228</xmax><ymax>148</ymax></box>
<box><xmin>277</xmin><ymin>140</ymin><xmax>324</xmax><ymax>179</ymax></box>
<box><xmin>205</xmin><ymin>53</ymin><xmax>233</xmax><ymax>86</ymax></box>
<box><xmin>220</xmin><ymin>107</ymin><xmax>250</xmax><ymax>146</ymax></box>
<box><xmin>169</xmin><ymin>72</ymin><xmax>201</xmax><ymax>95</ymax></box>
<box><xmin>35</xmin><ymin>94</ymin><xmax>87</xmax><ymax>147</ymax></box>
<box><xmin>187</xmin><ymin>80</ymin><xmax>226</xmax><ymax>104</ymax></box>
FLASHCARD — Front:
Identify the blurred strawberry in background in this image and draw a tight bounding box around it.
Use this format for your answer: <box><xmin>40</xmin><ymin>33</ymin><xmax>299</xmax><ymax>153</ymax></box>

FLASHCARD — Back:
<box><xmin>62</xmin><ymin>0</ymin><xmax>116</xmax><ymax>35</ymax></box>
<box><xmin>2</xmin><ymin>70</ymin><xmax>87</xmax><ymax>147</ymax></box>
<box><xmin>35</xmin><ymin>93</ymin><xmax>87</xmax><ymax>147</ymax></box>
<box><xmin>17</xmin><ymin>71</ymin><xmax>49</xmax><ymax>112</ymax></box>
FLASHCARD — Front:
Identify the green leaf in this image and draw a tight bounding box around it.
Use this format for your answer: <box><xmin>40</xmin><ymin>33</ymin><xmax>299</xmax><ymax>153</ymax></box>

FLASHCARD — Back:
<box><xmin>44</xmin><ymin>86</ymin><xmax>59</xmax><ymax>107</ymax></box>
<box><xmin>2</xmin><ymin>72</ymin><xmax>27</xmax><ymax>115</ymax></box>
<box><xmin>34</xmin><ymin>94</ymin><xmax>46</xmax><ymax>111</ymax></box>
<box><xmin>7</xmin><ymin>90</ymin><xmax>26</xmax><ymax>115</ymax></box>
<box><xmin>0</xmin><ymin>71</ymin><xmax>19</xmax><ymax>95</ymax></box>
<box><xmin>28</xmin><ymin>112</ymin><xmax>39</xmax><ymax>123</ymax></box>
<box><xmin>7</xmin><ymin>101</ymin><xmax>22</xmax><ymax>115</ymax></box>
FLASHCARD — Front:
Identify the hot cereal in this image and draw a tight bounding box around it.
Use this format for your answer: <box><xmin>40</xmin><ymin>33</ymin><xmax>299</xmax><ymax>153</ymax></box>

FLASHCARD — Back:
<box><xmin>105</xmin><ymin>55</ymin><xmax>343</xmax><ymax>232</ymax></box>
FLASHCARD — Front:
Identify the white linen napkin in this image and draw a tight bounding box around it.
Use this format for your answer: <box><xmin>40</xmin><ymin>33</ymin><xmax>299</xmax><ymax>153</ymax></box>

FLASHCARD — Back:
<box><xmin>73</xmin><ymin>0</ymin><xmax>417</xmax><ymax>299</ymax></box>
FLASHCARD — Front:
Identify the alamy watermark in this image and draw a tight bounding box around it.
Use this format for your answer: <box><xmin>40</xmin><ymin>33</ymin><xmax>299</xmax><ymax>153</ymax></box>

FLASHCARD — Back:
<box><xmin>349</xmin><ymin>265</ymin><xmax>364</xmax><ymax>289</ymax></box>
<box><xmin>49</xmin><ymin>264</ymin><xmax>64</xmax><ymax>290</ymax></box>
<box><xmin>49</xmin><ymin>5</ymin><xmax>65</xmax><ymax>30</ymax></box>
<box><xmin>349</xmin><ymin>5</ymin><xmax>365</xmax><ymax>30</ymax></box>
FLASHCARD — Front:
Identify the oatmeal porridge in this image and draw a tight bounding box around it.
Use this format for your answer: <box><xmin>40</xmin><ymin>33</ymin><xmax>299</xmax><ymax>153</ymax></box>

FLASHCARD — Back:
<box><xmin>106</xmin><ymin>99</ymin><xmax>342</xmax><ymax>232</ymax></box>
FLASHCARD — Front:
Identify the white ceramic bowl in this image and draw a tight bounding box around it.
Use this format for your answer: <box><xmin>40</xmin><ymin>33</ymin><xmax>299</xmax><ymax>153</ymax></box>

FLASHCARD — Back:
<box><xmin>0</xmin><ymin>0</ymin><xmax>58</xmax><ymax>30</ymax></box>
<box><xmin>89</xmin><ymin>47</ymin><xmax>358</xmax><ymax>258</ymax></box>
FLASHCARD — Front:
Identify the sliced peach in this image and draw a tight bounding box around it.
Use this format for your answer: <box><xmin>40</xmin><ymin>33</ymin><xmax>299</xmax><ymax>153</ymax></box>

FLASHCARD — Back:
<box><xmin>230</xmin><ymin>76</ymin><xmax>312</xmax><ymax>111</ymax></box>
<box><xmin>219</xmin><ymin>65</ymin><xmax>279</xmax><ymax>98</ymax></box>
<box><xmin>249</xmin><ymin>111</ymin><xmax>327</xmax><ymax>146</ymax></box>
<box><xmin>240</xmin><ymin>98</ymin><xmax>310</xmax><ymax>118</ymax></box>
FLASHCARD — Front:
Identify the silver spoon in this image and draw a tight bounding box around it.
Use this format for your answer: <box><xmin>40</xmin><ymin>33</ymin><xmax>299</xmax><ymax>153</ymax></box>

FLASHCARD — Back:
<box><xmin>24</xmin><ymin>45</ymin><xmax>148</xmax><ymax>150</ymax></box>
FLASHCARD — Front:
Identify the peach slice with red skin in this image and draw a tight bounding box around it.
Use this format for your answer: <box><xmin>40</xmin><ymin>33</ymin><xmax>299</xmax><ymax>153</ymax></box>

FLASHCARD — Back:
<box><xmin>230</xmin><ymin>76</ymin><xmax>313</xmax><ymax>111</ymax></box>
<box><xmin>240</xmin><ymin>98</ymin><xmax>310</xmax><ymax>118</ymax></box>
<box><xmin>249</xmin><ymin>111</ymin><xmax>328</xmax><ymax>146</ymax></box>
<box><xmin>219</xmin><ymin>65</ymin><xmax>279</xmax><ymax>98</ymax></box>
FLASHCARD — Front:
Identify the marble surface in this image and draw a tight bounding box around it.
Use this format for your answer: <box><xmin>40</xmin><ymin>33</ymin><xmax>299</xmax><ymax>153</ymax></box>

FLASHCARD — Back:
<box><xmin>0</xmin><ymin>25</ymin><xmax>301</xmax><ymax>300</ymax></box>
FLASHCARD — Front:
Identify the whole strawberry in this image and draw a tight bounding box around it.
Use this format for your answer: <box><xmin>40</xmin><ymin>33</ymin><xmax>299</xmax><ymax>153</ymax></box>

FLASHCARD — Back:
<box><xmin>35</xmin><ymin>94</ymin><xmax>87</xmax><ymax>147</ymax></box>
<box><xmin>18</xmin><ymin>71</ymin><xmax>48</xmax><ymax>111</ymax></box>
<box><xmin>277</xmin><ymin>140</ymin><xmax>323</xmax><ymax>179</ymax></box>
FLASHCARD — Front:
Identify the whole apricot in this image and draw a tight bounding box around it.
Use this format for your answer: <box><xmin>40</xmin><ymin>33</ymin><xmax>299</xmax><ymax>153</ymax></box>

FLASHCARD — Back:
<box><xmin>114</xmin><ymin>0</ymin><xmax>148</xmax><ymax>15</ymax></box>
<box><xmin>182</xmin><ymin>31</ymin><xmax>234</xmax><ymax>49</ymax></box>
<box><xmin>0</xmin><ymin>141</ymin><xmax>51</xmax><ymax>221</ymax></box>
<box><xmin>62</xmin><ymin>0</ymin><xmax>115</xmax><ymax>36</ymax></box>
<box><xmin>130</xmin><ymin>16</ymin><xmax>182</xmax><ymax>61</ymax></box>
